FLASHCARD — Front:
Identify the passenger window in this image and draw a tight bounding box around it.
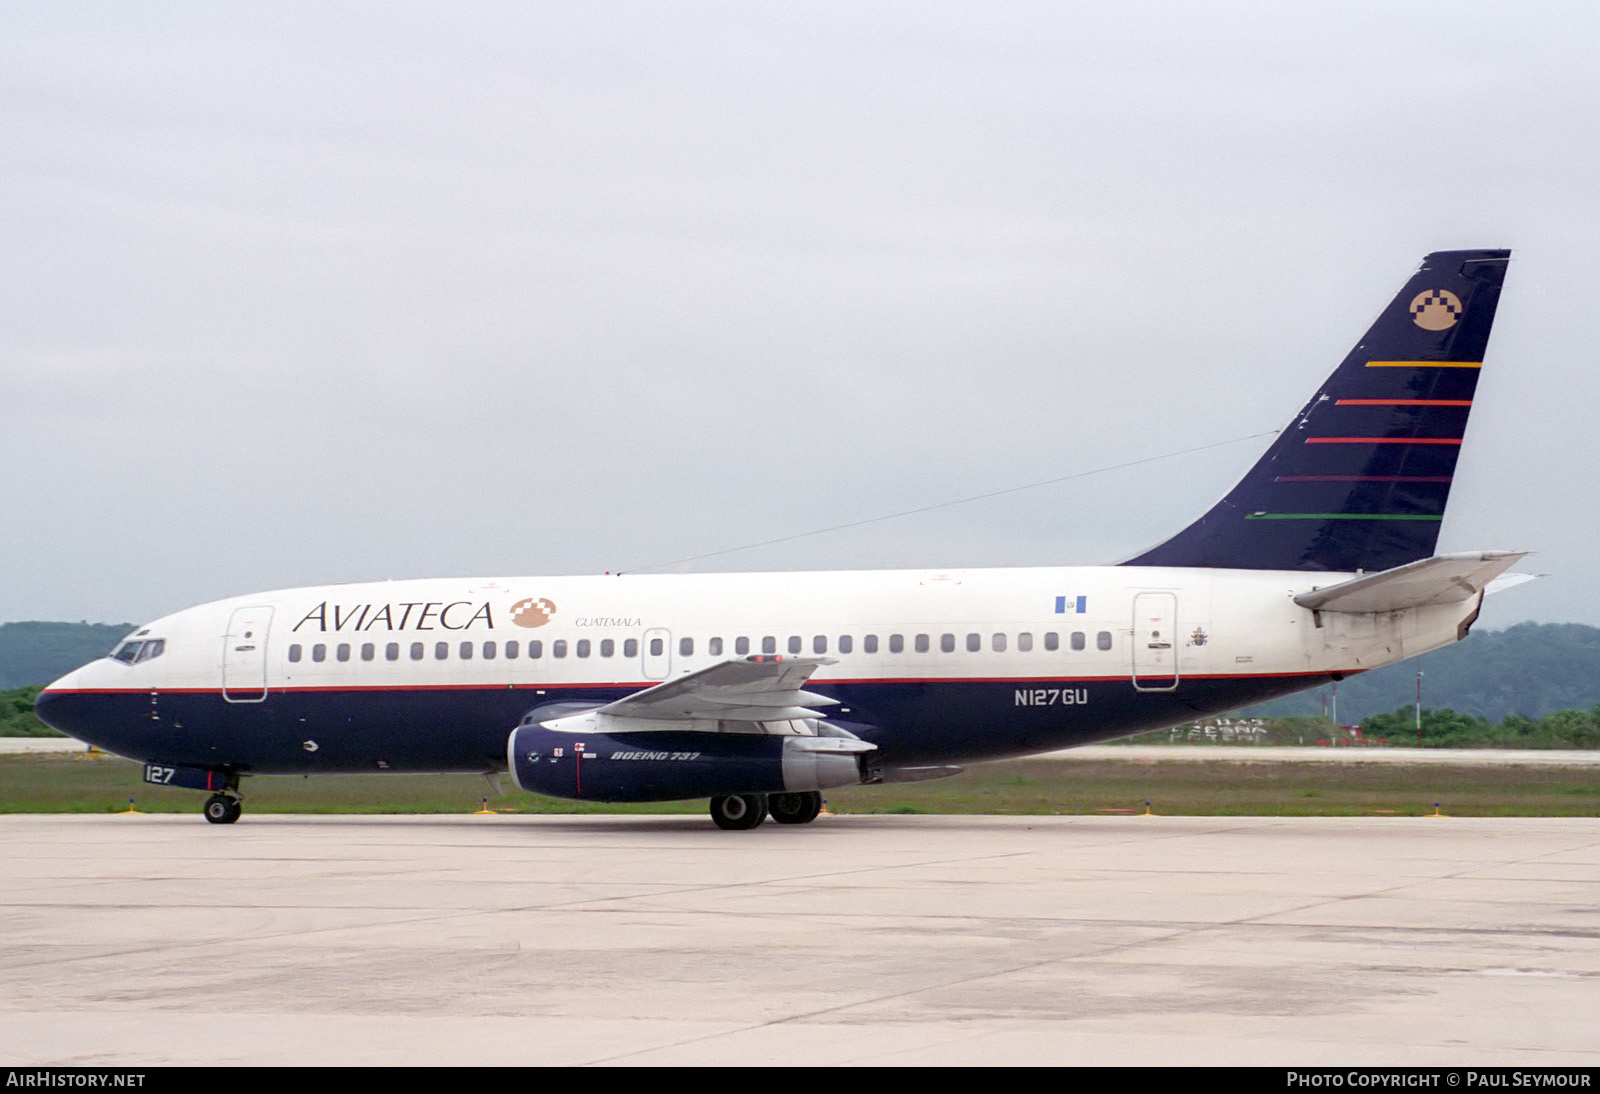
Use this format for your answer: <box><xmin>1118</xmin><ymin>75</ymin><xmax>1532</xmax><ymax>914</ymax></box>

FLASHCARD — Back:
<box><xmin>813</xmin><ymin>635</ymin><xmax>827</xmax><ymax>654</ymax></box>
<box><xmin>336</xmin><ymin>643</ymin><xmax>351</xmax><ymax>662</ymax></box>
<box><xmin>435</xmin><ymin>642</ymin><xmax>449</xmax><ymax>660</ymax></box>
<box><xmin>992</xmin><ymin>633</ymin><xmax>1006</xmax><ymax>652</ymax></box>
<box><xmin>762</xmin><ymin>636</ymin><xmax>776</xmax><ymax>654</ymax></box>
<box><xmin>622</xmin><ymin>638</ymin><xmax>636</xmax><ymax>658</ymax></box>
<box><xmin>505</xmin><ymin>640</ymin><xmax>519</xmax><ymax>659</ymax></box>
<box><xmin>709</xmin><ymin>637</ymin><xmax>723</xmax><ymax>656</ymax></box>
<box><xmin>966</xmin><ymin>633</ymin><xmax>980</xmax><ymax>652</ymax></box>
<box><xmin>288</xmin><ymin>644</ymin><xmax>302</xmax><ymax>663</ymax></box>
<box><xmin>459</xmin><ymin>641</ymin><xmax>473</xmax><ymax>660</ymax></box>
<box><xmin>889</xmin><ymin>634</ymin><xmax>903</xmax><ymax>654</ymax></box>
<box><xmin>483</xmin><ymin>641</ymin><xmax>497</xmax><ymax>660</ymax></box>
<box><xmin>530</xmin><ymin>640</ymin><xmax>543</xmax><ymax>659</ymax></box>
<box><xmin>649</xmin><ymin>638</ymin><xmax>663</xmax><ymax>656</ymax></box>
<box><xmin>1018</xmin><ymin>632</ymin><xmax>1033</xmax><ymax>652</ymax></box>
<box><xmin>361</xmin><ymin>643</ymin><xmax>375</xmax><ymax>662</ymax></box>
<box><xmin>600</xmin><ymin>639</ymin><xmax>614</xmax><ymax>657</ymax></box>
<box><xmin>788</xmin><ymin>636</ymin><xmax>802</xmax><ymax>654</ymax></box>
<box><xmin>554</xmin><ymin>640</ymin><xmax>568</xmax><ymax>658</ymax></box>
<box><xmin>838</xmin><ymin>635</ymin><xmax>853</xmax><ymax>654</ymax></box>
<box><xmin>410</xmin><ymin>642</ymin><xmax>425</xmax><ymax>661</ymax></box>
<box><xmin>735</xmin><ymin>637</ymin><xmax>749</xmax><ymax>655</ymax></box>
<box><xmin>940</xmin><ymin>634</ymin><xmax>955</xmax><ymax>653</ymax></box>
<box><xmin>577</xmin><ymin>640</ymin><xmax>591</xmax><ymax>658</ymax></box>
<box><xmin>312</xmin><ymin>644</ymin><xmax>327</xmax><ymax>663</ymax></box>
<box><xmin>1098</xmin><ymin>631</ymin><xmax>1113</xmax><ymax>651</ymax></box>
<box><xmin>915</xmin><ymin>634</ymin><xmax>929</xmax><ymax>653</ymax></box>
<box><xmin>679</xmin><ymin>637</ymin><xmax>693</xmax><ymax>656</ymax></box>
<box><xmin>864</xmin><ymin>634</ymin><xmax>878</xmax><ymax>654</ymax></box>
<box><xmin>1072</xmin><ymin>632</ymin><xmax>1086</xmax><ymax>651</ymax></box>
<box><xmin>386</xmin><ymin>643</ymin><xmax>400</xmax><ymax>661</ymax></box>
<box><xmin>1044</xmin><ymin>632</ymin><xmax>1059</xmax><ymax>651</ymax></box>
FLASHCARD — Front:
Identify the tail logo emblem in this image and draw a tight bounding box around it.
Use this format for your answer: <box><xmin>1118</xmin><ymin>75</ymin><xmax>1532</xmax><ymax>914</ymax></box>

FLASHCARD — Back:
<box><xmin>509</xmin><ymin>597</ymin><xmax>558</xmax><ymax>628</ymax></box>
<box><xmin>1410</xmin><ymin>289</ymin><xmax>1463</xmax><ymax>331</ymax></box>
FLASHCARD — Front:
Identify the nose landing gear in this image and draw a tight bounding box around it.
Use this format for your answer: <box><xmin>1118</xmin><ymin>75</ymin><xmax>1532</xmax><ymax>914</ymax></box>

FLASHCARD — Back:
<box><xmin>203</xmin><ymin>793</ymin><xmax>243</xmax><ymax>824</ymax></box>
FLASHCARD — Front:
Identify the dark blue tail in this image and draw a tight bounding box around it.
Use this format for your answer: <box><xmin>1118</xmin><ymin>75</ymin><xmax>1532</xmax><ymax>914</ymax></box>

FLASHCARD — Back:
<box><xmin>1123</xmin><ymin>249</ymin><xmax>1509</xmax><ymax>573</ymax></box>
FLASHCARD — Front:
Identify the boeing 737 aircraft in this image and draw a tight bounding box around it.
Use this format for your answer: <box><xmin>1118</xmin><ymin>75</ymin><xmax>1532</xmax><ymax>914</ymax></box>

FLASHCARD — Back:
<box><xmin>37</xmin><ymin>249</ymin><xmax>1521</xmax><ymax>828</ymax></box>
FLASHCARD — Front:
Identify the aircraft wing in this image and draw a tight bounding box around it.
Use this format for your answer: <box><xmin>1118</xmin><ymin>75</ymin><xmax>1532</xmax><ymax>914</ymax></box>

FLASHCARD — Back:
<box><xmin>596</xmin><ymin>656</ymin><xmax>841</xmax><ymax>722</ymax></box>
<box><xmin>1293</xmin><ymin>551</ymin><xmax>1528</xmax><ymax>614</ymax></box>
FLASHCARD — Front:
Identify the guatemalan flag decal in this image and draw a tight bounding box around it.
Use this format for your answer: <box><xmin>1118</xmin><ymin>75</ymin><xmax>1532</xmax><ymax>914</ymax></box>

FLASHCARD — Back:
<box><xmin>1054</xmin><ymin>596</ymin><xmax>1087</xmax><ymax>614</ymax></box>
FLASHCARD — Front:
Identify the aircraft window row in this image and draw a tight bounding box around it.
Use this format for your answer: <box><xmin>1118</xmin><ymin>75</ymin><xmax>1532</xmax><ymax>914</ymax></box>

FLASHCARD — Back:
<box><xmin>286</xmin><ymin>630</ymin><xmax>1116</xmax><ymax>665</ymax></box>
<box><xmin>288</xmin><ymin>638</ymin><xmax>650</xmax><ymax>664</ymax></box>
<box><xmin>699</xmin><ymin>632</ymin><xmax>1118</xmax><ymax>656</ymax></box>
<box><xmin>110</xmin><ymin>638</ymin><xmax>166</xmax><ymax>664</ymax></box>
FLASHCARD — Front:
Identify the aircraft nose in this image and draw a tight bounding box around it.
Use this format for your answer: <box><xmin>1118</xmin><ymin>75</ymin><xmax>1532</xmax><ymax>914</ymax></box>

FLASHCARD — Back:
<box><xmin>34</xmin><ymin>666</ymin><xmax>92</xmax><ymax>738</ymax></box>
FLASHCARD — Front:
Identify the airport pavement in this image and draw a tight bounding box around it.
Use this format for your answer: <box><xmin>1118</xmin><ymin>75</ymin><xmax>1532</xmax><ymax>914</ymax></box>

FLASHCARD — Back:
<box><xmin>0</xmin><ymin>738</ymin><xmax>95</xmax><ymax>753</ymax></box>
<box><xmin>1</xmin><ymin>813</ymin><xmax>1597</xmax><ymax>1066</ymax></box>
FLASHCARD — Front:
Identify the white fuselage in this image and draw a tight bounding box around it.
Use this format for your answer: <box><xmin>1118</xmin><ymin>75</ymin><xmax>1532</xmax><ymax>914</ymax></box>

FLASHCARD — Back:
<box><xmin>39</xmin><ymin>563</ymin><xmax>1476</xmax><ymax>776</ymax></box>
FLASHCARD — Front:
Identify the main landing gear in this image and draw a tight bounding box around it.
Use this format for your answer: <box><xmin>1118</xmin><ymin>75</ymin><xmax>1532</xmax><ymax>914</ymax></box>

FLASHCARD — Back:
<box><xmin>768</xmin><ymin>791</ymin><xmax>824</xmax><ymax>825</ymax></box>
<box><xmin>709</xmin><ymin>790</ymin><xmax>823</xmax><ymax>830</ymax></box>
<box><xmin>203</xmin><ymin>793</ymin><xmax>243</xmax><ymax>825</ymax></box>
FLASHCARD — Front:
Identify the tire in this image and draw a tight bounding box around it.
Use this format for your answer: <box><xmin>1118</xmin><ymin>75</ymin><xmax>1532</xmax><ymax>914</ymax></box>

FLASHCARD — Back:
<box><xmin>709</xmin><ymin>793</ymin><xmax>767</xmax><ymax>830</ymax></box>
<box><xmin>768</xmin><ymin>791</ymin><xmax>823</xmax><ymax>825</ymax></box>
<box><xmin>204</xmin><ymin>795</ymin><xmax>241</xmax><ymax>825</ymax></box>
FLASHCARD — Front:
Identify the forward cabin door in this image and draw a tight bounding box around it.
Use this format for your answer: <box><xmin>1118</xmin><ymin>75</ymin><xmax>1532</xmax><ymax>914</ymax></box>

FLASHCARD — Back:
<box><xmin>1131</xmin><ymin>592</ymin><xmax>1179</xmax><ymax>692</ymax></box>
<box><xmin>222</xmin><ymin>605</ymin><xmax>274</xmax><ymax>703</ymax></box>
<box><xmin>641</xmin><ymin>628</ymin><xmax>672</xmax><ymax>680</ymax></box>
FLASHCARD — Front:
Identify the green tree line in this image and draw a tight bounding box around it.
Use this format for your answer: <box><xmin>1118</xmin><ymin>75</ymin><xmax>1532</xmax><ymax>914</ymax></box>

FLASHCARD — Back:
<box><xmin>0</xmin><ymin>687</ymin><xmax>60</xmax><ymax>736</ymax></box>
<box><xmin>1361</xmin><ymin>705</ymin><xmax>1600</xmax><ymax>749</ymax></box>
<box><xmin>1244</xmin><ymin>622</ymin><xmax>1600</xmax><ymax>723</ymax></box>
<box><xmin>0</xmin><ymin>621</ymin><xmax>133</xmax><ymax>690</ymax></box>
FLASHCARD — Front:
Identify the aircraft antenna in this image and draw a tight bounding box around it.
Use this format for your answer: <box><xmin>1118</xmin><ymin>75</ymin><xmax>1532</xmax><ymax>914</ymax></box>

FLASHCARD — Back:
<box><xmin>623</xmin><ymin>428</ymin><xmax>1280</xmax><ymax>573</ymax></box>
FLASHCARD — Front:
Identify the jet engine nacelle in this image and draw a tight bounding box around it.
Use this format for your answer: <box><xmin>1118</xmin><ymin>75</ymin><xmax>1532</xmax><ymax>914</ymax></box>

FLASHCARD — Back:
<box><xmin>507</xmin><ymin>722</ymin><xmax>874</xmax><ymax>803</ymax></box>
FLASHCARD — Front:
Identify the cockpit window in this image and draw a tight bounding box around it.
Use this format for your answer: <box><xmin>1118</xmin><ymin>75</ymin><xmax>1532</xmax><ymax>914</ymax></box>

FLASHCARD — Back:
<box><xmin>111</xmin><ymin>638</ymin><xmax>166</xmax><ymax>665</ymax></box>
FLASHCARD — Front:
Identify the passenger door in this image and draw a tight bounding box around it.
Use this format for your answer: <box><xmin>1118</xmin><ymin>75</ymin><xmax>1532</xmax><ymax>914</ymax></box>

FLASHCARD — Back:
<box><xmin>222</xmin><ymin>605</ymin><xmax>274</xmax><ymax>702</ymax></box>
<box><xmin>1131</xmin><ymin>592</ymin><xmax>1179</xmax><ymax>692</ymax></box>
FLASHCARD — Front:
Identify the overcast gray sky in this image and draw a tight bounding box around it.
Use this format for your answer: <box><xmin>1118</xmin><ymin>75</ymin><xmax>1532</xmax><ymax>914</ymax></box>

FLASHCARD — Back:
<box><xmin>3</xmin><ymin>2</ymin><xmax>1595</xmax><ymax>628</ymax></box>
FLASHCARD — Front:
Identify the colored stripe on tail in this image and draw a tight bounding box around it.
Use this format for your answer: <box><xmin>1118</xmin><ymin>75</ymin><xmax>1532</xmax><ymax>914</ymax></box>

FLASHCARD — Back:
<box><xmin>1122</xmin><ymin>249</ymin><xmax>1509</xmax><ymax>573</ymax></box>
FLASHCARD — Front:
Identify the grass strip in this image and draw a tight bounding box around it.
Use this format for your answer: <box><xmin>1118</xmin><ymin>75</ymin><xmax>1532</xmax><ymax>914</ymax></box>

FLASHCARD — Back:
<box><xmin>0</xmin><ymin>752</ymin><xmax>1594</xmax><ymax>818</ymax></box>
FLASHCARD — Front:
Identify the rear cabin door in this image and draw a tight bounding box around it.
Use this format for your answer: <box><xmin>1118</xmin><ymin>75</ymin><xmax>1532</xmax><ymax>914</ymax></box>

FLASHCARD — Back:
<box><xmin>222</xmin><ymin>605</ymin><xmax>274</xmax><ymax>703</ymax></box>
<box><xmin>1131</xmin><ymin>592</ymin><xmax>1179</xmax><ymax>692</ymax></box>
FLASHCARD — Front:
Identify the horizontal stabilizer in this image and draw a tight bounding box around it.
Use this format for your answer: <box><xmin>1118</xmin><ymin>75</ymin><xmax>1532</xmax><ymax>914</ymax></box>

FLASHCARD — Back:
<box><xmin>1293</xmin><ymin>551</ymin><xmax>1526</xmax><ymax>614</ymax></box>
<box><xmin>1486</xmin><ymin>571</ymin><xmax>1539</xmax><ymax>596</ymax></box>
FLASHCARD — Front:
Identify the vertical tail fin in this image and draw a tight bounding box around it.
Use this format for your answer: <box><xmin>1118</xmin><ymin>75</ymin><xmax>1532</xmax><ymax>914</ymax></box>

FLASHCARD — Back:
<box><xmin>1123</xmin><ymin>249</ymin><xmax>1510</xmax><ymax>573</ymax></box>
